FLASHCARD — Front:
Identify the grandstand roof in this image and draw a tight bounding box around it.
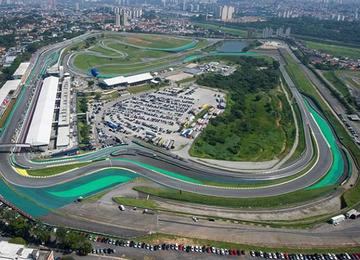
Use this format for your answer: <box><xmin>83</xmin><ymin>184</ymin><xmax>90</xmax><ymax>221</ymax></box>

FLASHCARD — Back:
<box><xmin>103</xmin><ymin>72</ymin><xmax>153</xmax><ymax>87</ymax></box>
<box><xmin>13</xmin><ymin>62</ymin><xmax>30</xmax><ymax>78</ymax></box>
<box><xmin>26</xmin><ymin>76</ymin><xmax>59</xmax><ymax>147</ymax></box>
<box><xmin>56</xmin><ymin>126</ymin><xmax>70</xmax><ymax>148</ymax></box>
<box><xmin>0</xmin><ymin>79</ymin><xmax>21</xmax><ymax>105</ymax></box>
<box><xmin>0</xmin><ymin>241</ymin><xmax>35</xmax><ymax>260</ymax></box>
<box><xmin>103</xmin><ymin>76</ymin><xmax>126</xmax><ymax>86</ymax></box>
<box><xmin>58</xmin><ymin>77</ymin><xmax>71</xmax><ymax>126</ymax></box>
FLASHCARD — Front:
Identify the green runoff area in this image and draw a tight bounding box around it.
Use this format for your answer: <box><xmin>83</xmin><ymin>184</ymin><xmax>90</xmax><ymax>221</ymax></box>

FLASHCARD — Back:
<box><xmin>0</xmin><ymin>169</ymin><xmax>138</xmax><ymax>217</ymax></box>
<box><xmin>305</xmin><ymin>40</ymin><xmax>360</xmax><ymax>59</ymax></box>
<box><xmin>304</xmin><ymin>99</ymin><xmax>344</xmax><ymax>189</ymax></box>
<box><xmin>26</xmin><ymin>162</ymin><xmax>92</xmax><ymax>177</ymax></box>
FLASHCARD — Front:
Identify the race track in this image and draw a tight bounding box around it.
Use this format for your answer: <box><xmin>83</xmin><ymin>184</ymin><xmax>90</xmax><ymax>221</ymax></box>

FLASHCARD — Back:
<box><xmin>0</xmin><ymin>33</ymin><xmax>351</xmax><ymax>218</ymax></box>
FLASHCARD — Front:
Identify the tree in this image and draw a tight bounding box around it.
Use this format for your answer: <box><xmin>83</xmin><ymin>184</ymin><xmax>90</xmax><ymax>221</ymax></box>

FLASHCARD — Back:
<box><xmin>30</xmin><ymin>223</ymin><xmax>51</xmax><ymax>245</ymax></box>
<box><xmin>88</xmin><ymin>80</ymin><xmax>94</xmax><ymax>87</ymax></box>
<box><xmin>94</xmin><ymin>92</ymin><xmax>101</xmax><ymax>100</ymax></box>
<box><xmin>55</xmin><ymin>227</ymin><xmax>67</xmax><ymax>245</ymax></box>
<box><xmin>56</xmin><ymin>231</ymin><xmax>92</xmax><ymax>255</ymax></box>
<box><xmin>8</xmin><ymin>217</ymin><xmax>30</xmax><ymax>238</ymax></box>
<box><xmin>8</xmin><ymin>237</ymin><xmax>26</xmax><ymax>245</ymax></box>
<box><xmin>77</xmin><ymin>239</ymin><xmax>92</xmax><ymax>256</ymax></box>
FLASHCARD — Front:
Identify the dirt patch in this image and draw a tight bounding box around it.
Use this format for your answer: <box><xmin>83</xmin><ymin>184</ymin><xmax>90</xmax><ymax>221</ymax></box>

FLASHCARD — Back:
<box><xmin>126</xmin><ymin>36</ymin><xmax>152</xmax><ymax>46</ymax></box>
<box><xmin>276</xmin><ymin>118</ymin><xmax>281</xmax><ymax>128</ymax></box>
<box><xmin>166</xmin><ymin>72</ymin><xmax>193</xmax><ymax>82</ymax></box>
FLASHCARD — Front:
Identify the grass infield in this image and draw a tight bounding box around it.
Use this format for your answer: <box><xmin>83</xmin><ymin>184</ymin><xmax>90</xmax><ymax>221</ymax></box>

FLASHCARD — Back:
<box><xmin>133</xmin><ymin>186</ymin><xmax>336</xmax><ymax>209</ymax></box>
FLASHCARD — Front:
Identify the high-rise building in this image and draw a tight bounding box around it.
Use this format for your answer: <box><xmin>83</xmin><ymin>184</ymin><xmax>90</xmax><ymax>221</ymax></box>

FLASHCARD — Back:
<box><xmin>115</xmin><ymin>13</ymin><xmax>121</xmax><ymax>27</ymax></box>
<box><xmin>262</xmin><ymin>27</ymin><xmax>274</xmax><ymax>38</ymax></box>
<box><xmin>220</xmin><ymin>5</ymin><xmax>234</xmax><ymax>22</ymax></box>
<box><xmin>182</xmin><ymin>0</ymin><xmax>186</xmax><ymax>11</ymax></box>
<box><xmin>189</xmin><ymin>3</ymin><xmax>194</xmax><ymax>12</ymax></box>
<box><xmin>285</xmin><ymin>27</ymin><xmax>291</xmax><ymax>37</ymax></box>
<box><xmin>47</xmin><ymin>0</ymin><xmax>56</xmax><ymax>10</ymax></box>
<box><xmin>276</xmin><ymin>27</ymin><xmax>284</xmax><ymax>37</ymax></box>
<box><xmin>120</xmin><ymin>9</ymin><xmax>129</xmax><ymax>26</ymax></box>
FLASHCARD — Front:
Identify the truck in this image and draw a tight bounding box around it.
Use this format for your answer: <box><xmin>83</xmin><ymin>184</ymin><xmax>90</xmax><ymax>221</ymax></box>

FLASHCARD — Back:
<box><xmin>345</xmin><ymin>209</ymin><xmax>358</xmax><ymax>219</ymax></box>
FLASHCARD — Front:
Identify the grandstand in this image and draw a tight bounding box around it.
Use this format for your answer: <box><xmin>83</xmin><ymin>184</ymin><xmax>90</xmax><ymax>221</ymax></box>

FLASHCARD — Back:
<box><xmin>102</xmin><ymin>72</ymin><xmax>153</xmax><ymax>88</ymax></box>
<box><xmin>26</xmin><ymin>76</ymin><xmax>59</xmax><ymax>150</ymax></box>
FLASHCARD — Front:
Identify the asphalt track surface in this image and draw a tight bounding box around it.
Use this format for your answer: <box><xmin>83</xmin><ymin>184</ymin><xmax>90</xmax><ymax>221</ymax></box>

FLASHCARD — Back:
<box><xmin>0</xmin><ymin>33</ymin><xmax>349</xmax><ymax>201</ymax></box>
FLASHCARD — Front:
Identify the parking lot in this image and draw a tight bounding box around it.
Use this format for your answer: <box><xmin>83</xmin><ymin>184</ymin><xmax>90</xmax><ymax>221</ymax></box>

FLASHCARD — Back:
<box><xmin>88</xmin><ymin>234</ymin><xmax>360</xmax><ymax>260</ymax></box>
<box><xmin>339</xmin><ymin>114</ymin><xmax>360</xmax><ymax>146</ymax></box>
<box><xmin>100</xmin><ymin>85</ymin><xmax>225</xmax><ymax>150</ymax></box>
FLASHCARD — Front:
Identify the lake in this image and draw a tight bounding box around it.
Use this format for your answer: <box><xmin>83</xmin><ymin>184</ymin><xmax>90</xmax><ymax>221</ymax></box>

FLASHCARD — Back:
<box><xmin>216</xmin><ymin>40</ymin><xmax>249</xmax><ymax>53</ymax></box>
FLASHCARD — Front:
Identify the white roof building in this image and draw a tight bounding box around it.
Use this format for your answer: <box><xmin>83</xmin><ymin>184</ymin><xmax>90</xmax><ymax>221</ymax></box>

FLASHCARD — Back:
<box><xmin>103</xmin><ymin>76</ymin><xmax>127</xmax><ymax>87</ymax></box>
<box><xmin>0</xmin><ymin>79</ymin><xmax>21</xmax><ymax>106</ymax></box>
<box><xmin>56</xmin><ymin>76</ymin><xmax>71</xmax><ymax>149</ymax></box>
<box><xmin>57</xmin><ymin>125</ymin><xmax>70</xmax><ymax>148</ymax></box>
<box><xmin>26</xmin><ymin>76</ymin><xmax>59</xmax><ymax>147</ymax></box>
<box><xmin>126</xmin><ymin>73</ymin><xmax>153</xmax><ymax>84</ymax></box>
<box><xmin>0</xmin><ymin>241</ymin><xmax>54</xmax><ymax>260</ymax></box>
<box><xmin>0</xmin><ymin>241</ymin><xmax>36</xmax><ymax>260</ymax></box>
<box><xmin>13</xmin><ymin>62</ymin><xmax>30</xmax><ymax>79</ymax></box>
<box><xmin>103</xmin><ymin>72</ymin><xmax>153</xmax><ymax>87</ymax></box>
<box><xmin>58</xmin><ymin>77</ymin><xmax>71</xmax><ymax>126</ymax></box>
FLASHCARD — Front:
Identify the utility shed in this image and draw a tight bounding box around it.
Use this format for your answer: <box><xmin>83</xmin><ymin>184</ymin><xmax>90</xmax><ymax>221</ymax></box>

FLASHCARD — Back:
<box><xmin>26</xmin><ymin>76</ymin><xmax>59</xmax><ymax>148</ymax></box>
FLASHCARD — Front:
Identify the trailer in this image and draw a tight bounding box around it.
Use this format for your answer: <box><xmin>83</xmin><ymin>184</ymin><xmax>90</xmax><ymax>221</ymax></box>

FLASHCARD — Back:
<box><xmin>330</xmin><ymin>215</ymin><xmax>345</xmax><ymax>225</ymax></box>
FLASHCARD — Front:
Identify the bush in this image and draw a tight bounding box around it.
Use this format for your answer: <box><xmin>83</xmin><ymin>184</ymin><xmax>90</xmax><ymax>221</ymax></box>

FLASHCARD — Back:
<box><xmin>9</xmin><ymin>237</ymin><xmax>26</xmax><ymax>245</ymax></box>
